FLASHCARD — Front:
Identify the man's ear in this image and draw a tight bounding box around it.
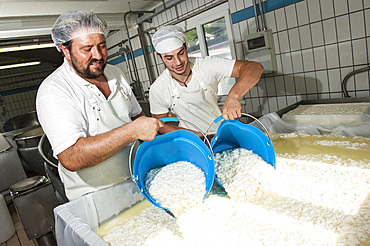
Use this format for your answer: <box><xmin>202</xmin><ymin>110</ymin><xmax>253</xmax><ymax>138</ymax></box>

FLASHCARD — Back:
<box><xmin>156</xmin><ymin>52</ymin><xmax>163</xmax><ymax>61</ymax></box>
<box><xmin>60</xmin><ymin>44</ymin><xmax>71</xmax><ymax>61</ymax></box>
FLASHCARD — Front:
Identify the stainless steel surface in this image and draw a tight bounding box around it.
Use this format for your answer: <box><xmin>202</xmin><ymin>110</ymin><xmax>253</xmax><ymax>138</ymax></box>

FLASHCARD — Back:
<box><xmin>2</xmin><ymin>111</ymin><xmax>40</xmax><ymax>132</ymax></box>
<box><xmin>14</xmin><ymin>126</ymin><xmax>46</xmax><ymax>176</ymax></box>
<box><xmin>10</xmin><ymin>176</ymin><xmax>47</xmax><ymax>194</ymax></box>
<box><xmin>275</xmin><ymin>97</ymin><xmax>370</xmax><ymax>117</ymax></box>
<box><xmin>10</xmin><ymin>176</ymin><xmax>59</xmax><ymax>242</ymax></box>
<box><xmin>0</xmin><ymin>145</ymin><xmax>27</xmax><ymax>191</ymax></box>
<box><xmin>38</xmin><ymin>134</ymin><xmax>68</xmax><ymax>204</ymax></box>
<box><xmin>342</xmin><ymin>66</ymin><xmax>370</xmax><ymax>98</ymax></box>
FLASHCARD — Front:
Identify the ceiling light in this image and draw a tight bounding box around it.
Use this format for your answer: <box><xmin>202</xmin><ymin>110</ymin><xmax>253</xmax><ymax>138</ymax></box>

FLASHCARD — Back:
<box><xmin>0</xmin><ymin>43</ymin><xmax>55</xmax><ymax>53</ymax></box>
<box><xmin>0</xmin><ymin>61</ymin><xmax>41</xmax><ymax>70</ymax></box>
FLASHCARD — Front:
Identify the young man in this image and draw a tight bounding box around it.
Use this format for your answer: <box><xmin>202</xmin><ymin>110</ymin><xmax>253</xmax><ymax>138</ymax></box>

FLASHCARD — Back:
<box><xmin>36</xmin><ymin>10</ymin><xmax>163</xmax><ymax>200</ymax></box>
<box><xmin>149</xmin><ymin>25</ymin><xmax>264</xmax><ymax>138</ymax></box>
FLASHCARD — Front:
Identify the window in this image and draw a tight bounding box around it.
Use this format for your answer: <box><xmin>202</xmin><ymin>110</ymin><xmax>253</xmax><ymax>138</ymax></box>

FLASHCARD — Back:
<box><xmin>203</xmin><ymin>18</ymin><xmax>232</xmax><ymax>59</ymax></box>
<box><xmin>185</xmin><ymin>28</ymin><xmax>201</xmax><ymax>57</ymax></box>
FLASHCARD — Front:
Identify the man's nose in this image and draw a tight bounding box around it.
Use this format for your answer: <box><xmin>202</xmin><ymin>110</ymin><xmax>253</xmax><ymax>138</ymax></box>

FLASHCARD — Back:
<box><xmin>91</xmin><ymin>46</ymin><xmax>103</xmax><ymax>59</ymax></box>
<box><xmin>174</xmin><ymin>55</ymin><xmax>182</xmax><ymax>64</ymax></box>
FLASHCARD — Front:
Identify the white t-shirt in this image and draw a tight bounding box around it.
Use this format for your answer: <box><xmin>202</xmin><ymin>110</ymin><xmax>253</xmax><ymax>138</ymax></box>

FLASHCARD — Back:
<box><xmin>149</xmin><ymin>56</ymin><xmax>235</xmax><ymax>116</ymax></box>
<box><xmin>36</xmin><ymin>59</ymin><xmax>141</xmax><ymax>156</ymax></box>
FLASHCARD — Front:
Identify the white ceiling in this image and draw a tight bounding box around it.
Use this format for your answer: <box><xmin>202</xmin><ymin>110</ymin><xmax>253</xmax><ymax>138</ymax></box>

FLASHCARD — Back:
<box><xmin>0</xmin><ymin>0</ymin><xmax>162</xmax><ymax>40</ymax></box>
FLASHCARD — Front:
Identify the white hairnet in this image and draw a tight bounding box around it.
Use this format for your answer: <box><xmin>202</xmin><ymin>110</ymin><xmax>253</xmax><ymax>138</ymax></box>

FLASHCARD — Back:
<box><xmin>51</xmin><ymin>10</ymin><xmax>109</xmax><ymax>52</ymax></box>
<box><xmin>152</xmin><ymin>25</ymin><xmax>187</xmax><ymax>54</ymax></box>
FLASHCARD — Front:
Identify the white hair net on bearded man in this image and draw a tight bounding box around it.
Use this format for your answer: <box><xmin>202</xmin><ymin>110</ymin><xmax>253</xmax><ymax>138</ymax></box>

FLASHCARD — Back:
<box><xmin>51</xmin><ymin>10</ymin><xmax>109</xmax><ymax>52</ymax></box>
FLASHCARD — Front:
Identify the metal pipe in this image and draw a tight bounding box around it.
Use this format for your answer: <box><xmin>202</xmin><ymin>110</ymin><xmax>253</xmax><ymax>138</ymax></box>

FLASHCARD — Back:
<box><xmin>252</xmin><ymin>0</ymin><xmax>261</xmax><ymax>32</ymax></box>
<box><xmin>123</xmin><ymin>10</ymin><xmax>154</xmax><ymax>100</ymax></box>
<box><xmin>341</xmin><ymin>66</ymin><xmax>370</xmax><ymax>98</ymax></box>
<box><xmin>257</xmin><ymin>0</ymin><xmax>267</xmax><ymax>30</ymax></box>
<box><xmin>119</xmin><ymin>46</ymin><xmax>135</xmax><ymax>86</ymax></box>
<box><xmin>138</xmin><ymin>24</ymin><xmax>155</xmax><ymax>85</ymax></box>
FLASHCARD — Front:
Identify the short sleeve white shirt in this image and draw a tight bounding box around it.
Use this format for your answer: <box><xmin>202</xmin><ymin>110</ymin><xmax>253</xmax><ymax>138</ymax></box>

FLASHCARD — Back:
<box><xmin>149</xmin><ymin>56</ymin><xmax>235</xmax><ymax>115</ymax></box>
<box><xmin>36</xmin><ymin>59</ymin><xmax>141</xmax><ymax>156</ymax></box>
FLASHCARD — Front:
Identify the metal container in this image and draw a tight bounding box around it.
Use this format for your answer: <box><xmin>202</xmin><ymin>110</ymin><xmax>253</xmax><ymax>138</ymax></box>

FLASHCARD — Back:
<box><xmin>2</xmin><ymin>111</ymin><xmax>40</xmax><ymax>132</ymax></box>
<box><xmin>10</xmin><ymin>176</ymin><xmax>58</xmax><ymax>246</ymax></box>
<box><xmin>14</xmin><ymin>126</ymin><xmax>45</xmax><ymax>175</ymax></box>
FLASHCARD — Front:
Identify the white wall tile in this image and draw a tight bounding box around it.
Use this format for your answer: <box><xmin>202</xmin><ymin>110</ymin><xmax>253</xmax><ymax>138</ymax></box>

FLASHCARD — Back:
<box><xmin>232</xmin><ymin>23</ymin><xmax>242</xmax><ymax>42</ymax></box>
<box><xmin>273</xmin><ymin>33</ymin><xmax>280</xmax><ymax>53</ymax></box>
<box><xmin>313</xmin><ymin>46</ymin><xmax>327</xmax><ymax>70</ymax></box>
<box><xmin>366</xmin><ymin>10</ymin><xmax>370</xmax><ymax>37</ymax></box>
<box><xmin>310</xmin><ymin>22</ymin><xmax>324</xmax><ymax>46</ymax></box>
<box><xmin>341</xmin><ymin>67</ymin><xmax>355</xmax><ymax>91</ymax></box>
<box><xmin>296</xmin><ymin>1</ymin><xmax>309</xmax><ymax>26</ymax></box>
<box><xmin>284</xmin><ymin>75</ymin><xmax>295</xmax><ymax>95</ymax></box>
<box><xmin>352</xmin><ymin>39</ymin><xmax>367</xmax><ymax>65</ymax></box>
<box><xmin>350</xmin><ymin>12</ymin><xmax>366</xmax><ymax>39</ymax></box>
<box><xmin>334</xmin><ymin>0</ymin><xmax>348</xmax><ymax>16</ymax></box>
<box><xmin>316</xmin><ymin>70</ymin><xmax>329</xmax><ymax>92</ymax></box>
<box><xmin>288</xmin><ymin>28</ymin><xmax>300</xmax><ymax>51</ymax></box>
<box><xmin>354</xmin><ymin>69</ymin><xmax>369</xmax><ymax>90</ymax></box>
<box><xmin>328</xmin><ymin>69</ymin><xmax>342</xmax><ymax>92</ymax></box>
<box><xmin>281</xmin><ymin>53</ymin><xmax>293</xmax><ymax>74</ymax></box>
<box><xmin>192</xmin><ymin>0</ymin><xmax>199</xmax><ymax>9</ymax></box>
<box><xmin>348</xmin><ymin>0</ymin><xmax>363</xmax><ymax>12</ymax></box>
<box><xmin>235</xmin><ymin>42</ymin><xmax>244</xmax><ymax>60</ymax></box>
<box><xmin>247</xmin><ymin>18</ymin><xmax>255</xmax><ymax>35</ymax></box>
<box><xmin>276</xmin><ymin>54</ymin><xmax>283</xmax><ymax>74</ymax></box>
<box><xmin>368</xmin><ymin>38</ymin><xmax>370</xmax><ymax>63</ymax></box>
<box><xmin>240</xmin><ymin>21</ymin><xmax>250</xmax><ymax>40</ymax></box>
<box><xmin>291</xmin><ymin>51</ymin><xmax>304</xmax><ymax>73</ymax></box>
<box><xmin>274</xmin><ymin>76</ymin><xmax>285</xmax><ymax>96</ymax></box>
<box><xmin>249</xmin><ymin>86</ymin><xmax>259</xmax><ymax>97</ymax></box>
<box><xmin>299</xmin><ymin>25</ymin><xmax>312</xmax><ymax>49</ymax></box>
<box><xmin>302</xmin><ymin>49</ymin><xmax>315</xmax><ymax>72</ymax></box>
<box><xmin>286</xmin><ymin>95</ymin><xmax>297</xmax><ymax>105</ymax></box>
<box><xmin>307</xmin><ymin>0</ymin><xmax>321</xmax><ymax>23</ymax></box>
<box><xmin>320</xmin><ymin>0</ymin><xmax>334</xmax><ymax>19</ymax></box>
<box><xmin>365</xmin><ymin>0</ymin><xmax>370</xmax><ymax>8</ymax></box>
<box><xmin>264</xmin><ymin>12</ymin><xmax>276</xmax><ymax>33</ymax></box>
<box><xmin>229</xmin><ymin>0</ymin><xmax>236</xmax><ymax>13</ymax></box>
<box><xmin>278</xmin><ymin>31</ymin><xmax>290</xmax><ymax>53</ymax></box>
<box><xmin>294</xmin><ymin>74</ymin><xmax>306</xmax><ymax>94</ymax></box>
<box><xmin>285</xmin><ymin>5</ymin><xmax>298</xmax><ymax>29</ymax></box>
<box><xmin>305</xmin><ymin>72</ymin><xmax>318</xmax><ymax>94</ymax></box>
<box><xmin>277</xmin><ymin>96</ymin><xmax>287</xmax><ymax>109</ymax></box>
<box><xmin>336</xmin><ymin>15</ymin><xmax>351</xmax><ymax>42</ymax></box>
<box><xmin>267</xmin><ymin>97</ymin><xmax>278</xmax><ymax>112</ymax></box>
<box><xmin>338</xmin><ymin>41</ymin><xmax>353</xmax><ymax>67</ymax></box>
<box><xmin>322</xmin><ymin>19</ymin><xmax>337</xmax><ymax>44</ymax></box>
<box><xmin>257</xmin><ymin>78</ymin><xmax>267</xmax><ymax>97</ymax></box>
<box><xmin>325</xmin><ymin>44</ymin><xmax>339</xmax><ymax>69</ymax></box>
<box><xmin>275</xmin><ymin>8</ymin><xmax>287</xmax><ymax>31</ymax></box>
<box><xmin>244</xmin><ymin>0</ymin><xmax>253</xmax><ymax>8</ymax></box>
<box><xmin>235</xmin><ymin>0</ymin><xmax>245</xmax><ymax>11</ymax></box>
<box><xmin>265</xmin><ymin>77</ymin><xmax>276</xmax><ymax>97</ymax></box>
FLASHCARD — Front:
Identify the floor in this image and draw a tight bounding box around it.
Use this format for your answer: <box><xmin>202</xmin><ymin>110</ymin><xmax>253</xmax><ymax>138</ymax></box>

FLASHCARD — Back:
<box><xmin>0</xmin><ymin>200</ymin><xmax>38</xmax><ymax>246</ymax></box>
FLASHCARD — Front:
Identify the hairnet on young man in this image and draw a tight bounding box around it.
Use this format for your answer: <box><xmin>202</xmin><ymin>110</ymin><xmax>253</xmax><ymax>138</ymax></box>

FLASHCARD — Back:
<box><xmin>152</xmin><ymin>25</ymin><xmax>187</xmax><ymax>54</ymax></box>
<box><xmin>51</xmin><ymin>10</ymin><xmax>109</xmax><ymax>52</ymax></box>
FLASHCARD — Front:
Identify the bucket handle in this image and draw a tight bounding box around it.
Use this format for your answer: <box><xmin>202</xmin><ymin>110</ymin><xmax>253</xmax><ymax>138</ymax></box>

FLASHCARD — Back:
<box><xmin>209</xmin><ymin>113</ymin><xmax>272</xmax><ymax>141</ymax></box>
<box><xmin>129</xmin><ymin>117</ymin><xmax>214</xmax><ymax>182</ymax></box>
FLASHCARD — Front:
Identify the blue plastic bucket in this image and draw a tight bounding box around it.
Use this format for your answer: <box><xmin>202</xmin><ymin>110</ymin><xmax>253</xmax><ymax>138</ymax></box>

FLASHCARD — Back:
<box><xmin>129</xmin><ymin>118</ymin><xmax>215</xmax><ymax>211</ymax></box>
<box><xmin>210</xmin><ymin>115</ymin><xmax>276</xmax><ymax>185</ymax></box>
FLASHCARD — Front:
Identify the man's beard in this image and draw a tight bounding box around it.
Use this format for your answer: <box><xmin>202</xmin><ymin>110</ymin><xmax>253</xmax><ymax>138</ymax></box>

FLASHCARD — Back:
<box><xmin>70</xmin><ymin>54</ymin><xmax>106</xmax><ymax>79</ymax></box>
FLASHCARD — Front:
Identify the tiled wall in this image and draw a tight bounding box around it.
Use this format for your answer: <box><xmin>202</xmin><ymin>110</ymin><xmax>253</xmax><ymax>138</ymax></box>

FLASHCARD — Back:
<box><xmin>0</xmin><ymin>55</ymin><xmax>55</xmax><ymax>129</ymax></box>
<box><xmin>107</xmin><ymin>0</ymin><xmax>370</xmax><ymax>117</ymax></box>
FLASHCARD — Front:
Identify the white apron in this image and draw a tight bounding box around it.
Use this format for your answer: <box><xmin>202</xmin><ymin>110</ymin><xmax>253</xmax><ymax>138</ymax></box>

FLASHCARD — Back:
<box><xmin>59</xmin><ymin>81</ymin><xmax>133</xmax><ymax>200</ymax></box>
<box><xmin>169</xmin><ymin>69</ymin><xmax>221</xmax><ymax>134</ymax></box>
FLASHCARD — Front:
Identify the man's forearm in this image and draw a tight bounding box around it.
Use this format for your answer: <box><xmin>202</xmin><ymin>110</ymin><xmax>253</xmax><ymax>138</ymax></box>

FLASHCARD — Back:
<box><xmin>57</xmin><ymin>116</ymin><xmax>162</xmax><ymax>171</ymax></box>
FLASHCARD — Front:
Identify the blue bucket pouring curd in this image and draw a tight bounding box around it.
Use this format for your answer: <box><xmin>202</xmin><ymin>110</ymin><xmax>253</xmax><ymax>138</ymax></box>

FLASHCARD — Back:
<box><xmin>129</xmin><ymin>117</ymin><xmax>215</xmax><ymax>213</ymax></box>
<box><xmin>210</xmin><ymin>114</ymin><xmax>276</xmax><ymax>187</ymax></box>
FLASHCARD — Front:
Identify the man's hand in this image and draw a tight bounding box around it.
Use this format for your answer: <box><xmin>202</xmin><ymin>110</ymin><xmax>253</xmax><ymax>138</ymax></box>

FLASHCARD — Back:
<box><xmin>222</xmin><ymin>96</ymin><xmax>241</xmax><ymax>121</ymax></box>
<box><xmin>131</xmin><ymin>116</ymin><xmax>164</xmax><ymax>141</ymax></box>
